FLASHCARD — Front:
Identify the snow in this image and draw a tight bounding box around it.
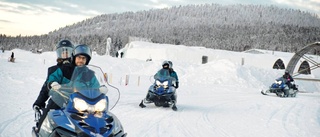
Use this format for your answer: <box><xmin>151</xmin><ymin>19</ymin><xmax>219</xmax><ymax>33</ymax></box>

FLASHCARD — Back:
<box><xmin>0</xmin><ymin>41</ymin><xmax>320</xmax><ymax>137</ymax></box>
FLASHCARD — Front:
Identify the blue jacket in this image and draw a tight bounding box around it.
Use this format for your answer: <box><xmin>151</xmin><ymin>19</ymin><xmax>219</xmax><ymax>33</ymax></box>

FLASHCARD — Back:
<box><xmin>169</xmin><ymin>69</ymin><xmax>179</xmax><ymax>82</ymax></box>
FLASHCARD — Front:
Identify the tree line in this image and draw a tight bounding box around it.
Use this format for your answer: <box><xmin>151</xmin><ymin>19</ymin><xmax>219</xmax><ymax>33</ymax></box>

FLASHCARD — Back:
<box><xmin>1</xmin><ymin>3</ymin><xmax>320</xmax><ymax>56</ymax></box>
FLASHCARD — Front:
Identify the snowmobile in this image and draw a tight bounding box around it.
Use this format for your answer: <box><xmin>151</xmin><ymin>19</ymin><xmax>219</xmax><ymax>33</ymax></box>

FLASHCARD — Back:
<box><xmin>261</xmin><ymin>77</ymin><xmax>298</xmax><ymax>97</ymax></box>
<box><xmin>139</xmin><ymin>69</ymin><xmax>178</xmax><ymax>111</ymax></box>
<box><xmin>32</xmin><ymin>65</ymin><xmax>127</xmax><ymax>137</ymax></box>
<box><xmin>8</xmin><ymin>57</ymin><xmax>15</xmax><ymax>62</ymax></box>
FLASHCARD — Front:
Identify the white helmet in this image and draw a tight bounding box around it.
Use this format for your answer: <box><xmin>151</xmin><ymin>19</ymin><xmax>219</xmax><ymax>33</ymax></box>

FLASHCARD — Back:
<box><xmin>168</xmin><ymin>61</ymin><xmax>173</xmax><ymax>68</ymax></box>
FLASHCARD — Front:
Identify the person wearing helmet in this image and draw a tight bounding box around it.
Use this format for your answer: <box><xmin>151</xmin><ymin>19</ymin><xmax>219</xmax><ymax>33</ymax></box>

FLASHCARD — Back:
<box><xmin>143</xmin><ymin>60</ymin><xmax>179</xmax><ymax>110</ymax></box>
<box><xmin>283</xmin><ymin>70</ymin><xmax>294</xmax><ymax>88</ymax></box>
<box><xmin>34</xmin><ymin>44</ymin><xmax>99</xmax><ymax>132</ymax></box>
<box><xmin>55</xmin><ymin>39</ymin><xmax>74</xmax><ymax>64</ymax></box>
<box><xmin>72</xmin><ymin>44</ymin><xmax>92</xmax><ymax>66</ymax></box>
<box><xmin>281</xmin><ymin>70</ymin><xmax>294</xmax><ymax>97</ymax></box>
<box><xmin>161</xmin><ymin>61</ymin><xmax>179</xmax><ymax>88</ymax></box>
<box><xmin>165</xmin><ymin>60</ymin><xmax>179</xmax><ymax>110</ymax></box>
<box><xmin>9</xmin><ymin>52</ymin><xmax>14</xmax><ymax>62</ymax></box>
<box><xmin>69</xmin><ymin>44</ymin><xmax>99</xmax><ymax>89</ymax></box>
<box><xmin>167</xmin><ymin>61</ymin><xmax>179</xmax><ymax>89</ymax></box>
<box><xmin>32</xmin><ymin>40</ymin><xmax>75</xmax><ymax>132</ymax></box>
<box><xmin>46</xmin><ymin>45</ymin><xmax>99</xmax><ymax>104</ymax></box>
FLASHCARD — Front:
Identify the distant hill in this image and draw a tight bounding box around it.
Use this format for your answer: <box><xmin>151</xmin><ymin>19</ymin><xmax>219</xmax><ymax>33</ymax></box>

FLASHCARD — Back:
<box><xmin>1</xmin><ymin>3</ymin><xmax>320</xmax><ymax>56</ymax></box>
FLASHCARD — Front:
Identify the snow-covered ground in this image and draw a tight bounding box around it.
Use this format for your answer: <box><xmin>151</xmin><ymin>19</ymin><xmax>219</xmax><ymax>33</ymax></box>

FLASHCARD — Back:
<box><xmin>0</xmin><ymin>41</ymin><xmax>319</xmax><ymax>137</ymax></box>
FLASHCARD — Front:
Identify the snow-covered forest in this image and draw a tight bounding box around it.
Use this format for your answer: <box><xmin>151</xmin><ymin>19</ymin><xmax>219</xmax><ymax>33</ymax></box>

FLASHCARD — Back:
<box><xmin>1</xmin><ymin>4</ymin><xmax>320</xmax><ymax>55</ymax></box>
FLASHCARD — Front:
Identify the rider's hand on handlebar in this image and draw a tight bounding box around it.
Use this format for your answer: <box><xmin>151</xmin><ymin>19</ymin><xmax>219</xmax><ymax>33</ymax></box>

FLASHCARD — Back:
<box><xmin>33</xmin><ymin>105</ymin><xmax>40</xmax><ymax>111</ymax></box>
<box><xmin>51</xmin><ymin>82</ymin><xmax>61</xmax><ymax>90</ymax></box>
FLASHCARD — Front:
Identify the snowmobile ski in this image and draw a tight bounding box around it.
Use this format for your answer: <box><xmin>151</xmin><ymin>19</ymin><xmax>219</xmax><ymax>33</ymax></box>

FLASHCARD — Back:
<box><xmin>139</xmin><ymin>100</ymin><xmax>146</xmax><ymax>108</ymax></box>
<box><xmin>261</xmin><ymin>90</ymin><xmax>268</xmax><ymax>95</ymax></box>
<box><xmin>172</xmin><ymin>105</ymin><xmax>178</xmax><ymax>111</ymax></box>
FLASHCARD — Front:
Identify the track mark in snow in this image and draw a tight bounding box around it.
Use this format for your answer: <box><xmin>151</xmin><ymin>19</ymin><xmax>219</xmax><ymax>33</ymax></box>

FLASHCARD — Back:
<box><xmin>0</xmin><ymin>110</ymin><xmax>33</xmax><ymax>137</ymax></box>
<box><xmin>6</xmin><ymin>76</ymin><xmax>24</xmax><ymax>84</ymax></box>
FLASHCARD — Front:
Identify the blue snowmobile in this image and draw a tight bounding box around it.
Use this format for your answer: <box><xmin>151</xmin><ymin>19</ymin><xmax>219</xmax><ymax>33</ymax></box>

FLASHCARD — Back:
<box><xmin>139</xmin><ymin>68</ymin><xmax>177</xmax><ymax>111</ymax></box>
<box><xmin>32</xmin><ymin>65</ymin><xmax>127</xmax><ymax>137</ymax></box>
<box><xmin>261</xmin><ymin>77</ymin><xmax>298</xmax><ymax>97</ymax></box>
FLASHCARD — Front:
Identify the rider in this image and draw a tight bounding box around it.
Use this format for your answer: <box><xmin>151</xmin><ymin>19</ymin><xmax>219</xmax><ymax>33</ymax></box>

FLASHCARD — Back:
<box><xmin>47</xmin><ymin>44</ymin><xmax>99</xmax><ymax>108</ymax></box>
<box><xmin>35</xmin><ymin>44</ymin><xmax>97</xmax><ymax>132</ymax></box>
<box><xmin>282</xmin><ymin>70</ymin><xmax>294</xmax><ymax>97</ymax></box>
<box><xmin>143</xmin><ymin>60</ymin><xmax>179</xmax><ymax>109</ymax></box>
<box><xmin>47</xmin><ymin>44</ymin><xmax>97</xmax><ymax>90</ymax></box>
<box><xmin>165</xmin><ymin>61</ymin><xmax>179</xmax><ymax>110</ymax></box>
<box><xmin>283</xmin><ymin>70</ymin><xmax>294</xmax><ymax>88</ymax></box>
<box><xmin>32</xmin><ymin>39</ymin><xmax>74</xmax><ymax>131</ymax></box>
<box><xmin>168</xmin><ymin>61</ymin><xmax>179</xmax><ymax>89</ymax></box>
<box><xmin>69</xmin><ymin>44</ymin><xmax>100</xmax><ymax>90</ymax></box>
<box><xmin>10</xmin><ymin>52</ymin><xmax>14</xmax><ymax>61</ymax></box>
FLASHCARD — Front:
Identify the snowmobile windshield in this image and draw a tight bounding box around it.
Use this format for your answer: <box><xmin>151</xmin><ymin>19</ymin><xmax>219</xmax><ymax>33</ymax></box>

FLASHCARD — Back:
<box><xmin>276</xmin><ymin>77</ymin><xmax>286</xmax><ymax>83</ymax></box>
<box><xmin>154</xmin><ymin>69</ymin><xmax>171</xmax><ymax>80</ymax></box>
<box><xmin>67</xmin><ymin>65</ymin><xmax>108</xmax><ymax>99</ymax></box>
<box><xmin>50</xmin><ymin>65</ymin><xmax>109</xmax><ymax>108</ymax></box>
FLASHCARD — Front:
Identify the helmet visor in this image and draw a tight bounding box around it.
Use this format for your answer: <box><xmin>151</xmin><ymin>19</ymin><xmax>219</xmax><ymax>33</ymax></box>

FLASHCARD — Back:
<box><xmin>56</xmin><ymin>47</ymin><xmax>73</xmax><ymax>59</ymax></box>
<box><xmin>162</xmin><ymin>63</ymin><xmax>169</xmax><ymax>69</ymax></box>
<box><xmin>73</xmin><ymin>45</ymin><xmax>92</xmax><ymax>58</ymax></box>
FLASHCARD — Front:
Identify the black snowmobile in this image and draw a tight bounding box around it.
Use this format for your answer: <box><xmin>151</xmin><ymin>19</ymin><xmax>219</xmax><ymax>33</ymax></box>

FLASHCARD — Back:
<box><xmin>32</xmin><ymin>65</ymin><xmax>127</xmax><ymax>137</ymax></box>
<box><xmin>139</xmin><ymin>68</ymin><xmax>178</xmax><ymax>111</ymax></box>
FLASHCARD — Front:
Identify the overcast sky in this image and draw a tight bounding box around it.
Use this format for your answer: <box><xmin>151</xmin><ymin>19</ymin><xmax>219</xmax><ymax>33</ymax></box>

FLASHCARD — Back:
<box><xmin>0</xmin><ymin>0</ymin><xmax>319</xmax><ymax>36</ymax></box>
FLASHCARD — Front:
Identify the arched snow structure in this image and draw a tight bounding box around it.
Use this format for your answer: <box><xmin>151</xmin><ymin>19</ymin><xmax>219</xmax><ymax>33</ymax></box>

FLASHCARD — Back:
<box><xmin>272</xmin><ymin>59</ymin><xmax>285</xmax><ymax>69</ymax></box>
<box><xmin>286</xmin><ymin>42</ymin><xmax>320</xmax><ymax>76</ymax></box>
<box><xmin>298</xmin><ymin>61</ymin><xmax>311</xmax><ymax>74</ymax></box>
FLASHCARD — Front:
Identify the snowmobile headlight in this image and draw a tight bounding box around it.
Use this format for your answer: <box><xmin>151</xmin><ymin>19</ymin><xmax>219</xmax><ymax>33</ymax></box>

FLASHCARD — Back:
<box><xmin>74</xmin><ymin>98</ymin><xmax>88</xmax><ymax>112</ymax></box>
<box><xmin>73</xmin><ymin>98</ymin><xmax>107</xmax><ymax>113</ymax></box>
<box><xmin>94</xmin><ymin>99</ymin><xmax>107</xmax><ymax>112</ymax></box>
<box><xmin>155</xmin><ymin>80</ymin><xmax>168</xmax><ymax>88</ymax></box>
<box><xmin>156</xmin><ymin>80</ymin><xmax>161</xmax><ymax>86</ymax></box>
<box><xmin>275</xmin><ymin>80</ymin><xmax>282</xmax><ymax>85</ymax></box>
<box><xmin>162</xmin><ymin>81</ymin><xmax>168</xmax><ymax>88</ymax></box>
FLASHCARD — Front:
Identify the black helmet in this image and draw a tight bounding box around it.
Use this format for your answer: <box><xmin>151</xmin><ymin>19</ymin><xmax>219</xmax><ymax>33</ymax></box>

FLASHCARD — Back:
<box><xmin>73</xmin><ymin>44</ymin><xmax>92</xmax><ymax>65</ymax></box>
<box><xmin>56</xmin><ymin>40</ymin><xmax>74</xmax><ymax>59</ymax></box>
<box><xmin>285</xmin><ymin>70</ymin><xmax>289</xmax><ymax>75</ymax></box>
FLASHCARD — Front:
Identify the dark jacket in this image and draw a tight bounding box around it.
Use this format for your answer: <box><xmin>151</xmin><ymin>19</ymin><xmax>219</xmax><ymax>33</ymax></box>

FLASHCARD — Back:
<box><xmin>46</xmin><ymin>63</ymin><xmax>74</xmax><ymax>87</ymax></box>
<box><xmin>283</xmin><ymin>74</ymin><xmax>294</xmax><ymax>82</ymax></box>
<box><xmin>33</xmin><ymin>61</ymin><xmax>75</xmax><ymax>129</ymax></box>
<box><xmin>283</xmin><ymin>74</ymin><xmax>294</xmax><ymax>88</ymax></box>
<box><xmin>33</xmin><ymin>63</ymin><xmax>74</xmax><ymax>108</ymax></box>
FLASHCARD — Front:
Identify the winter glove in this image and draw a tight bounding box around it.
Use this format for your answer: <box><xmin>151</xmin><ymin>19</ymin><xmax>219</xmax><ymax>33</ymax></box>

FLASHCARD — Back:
<box><xmin>33</xmin><ymin>105</ymin><xmax>40</xmax><ymax>111</ymax></box>
<box><xmin>175</xmin><ymin>82</ymin><xmax>179</xmax><ymax>89</ymax></box>
<box><xmin>33</xmin><ymin>102</ymin><xmax>45</xmax><ymax>109</ymax></box>
<box><xmin>51</xmin><ymin>82</ymin><xmax>61</xmax><ymax>90</ymax></box>
<box><xmin>99</xmin><ymin>85</ymin><xmax>108</xmax><ymax>93</ymax></box>
<box><xmin>33</xmin><ymin>105</ymin><xmax>41</xmax><ymax>122</ymax></box>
